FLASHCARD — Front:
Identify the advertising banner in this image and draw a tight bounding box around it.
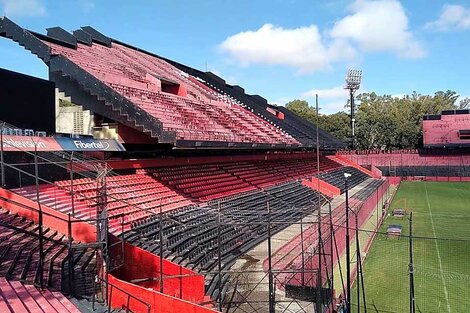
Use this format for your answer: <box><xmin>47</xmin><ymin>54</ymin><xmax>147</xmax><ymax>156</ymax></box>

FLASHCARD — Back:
<box><xmin>1</xmin><ymin>135</ymin><xmax>62</xmax><ymax>151</ymax></box>
<box><xmin>55</xmin><ymin>137</ymin><xmax>125</xmax><ymax>151</ymax></box>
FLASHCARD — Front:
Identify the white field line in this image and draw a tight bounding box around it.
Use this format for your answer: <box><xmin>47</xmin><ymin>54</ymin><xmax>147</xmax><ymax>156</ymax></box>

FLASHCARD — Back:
<box><xmin>424</xmin><ymin>182</ymin><xmax>451</xmax><ymax>313</ymax></box>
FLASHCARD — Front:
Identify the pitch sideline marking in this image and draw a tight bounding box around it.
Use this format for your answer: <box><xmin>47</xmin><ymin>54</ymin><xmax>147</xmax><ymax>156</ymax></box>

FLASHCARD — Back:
<box><xmin>424</xmin><ymin>182</ymin><xmax>451</xmax><ymax>313</ymax></box>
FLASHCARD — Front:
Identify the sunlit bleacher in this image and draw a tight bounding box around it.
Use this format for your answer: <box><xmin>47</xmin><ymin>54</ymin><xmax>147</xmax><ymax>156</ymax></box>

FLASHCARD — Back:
<box><xmin>45</xmin><ymin>40</ymin><xmax>298</xmax><ymax>145</ymax></box>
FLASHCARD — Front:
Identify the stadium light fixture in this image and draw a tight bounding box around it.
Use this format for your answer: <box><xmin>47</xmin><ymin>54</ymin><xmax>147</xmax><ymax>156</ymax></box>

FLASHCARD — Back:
<box><xmin>345</xmin><ymin>69</ymin><xmax>362</xmax><ymax>150</ymax></box>
<box><xmin>345</xmin><ymin>69</ymin><xmax>362</xmax><ymax>91</ymax></box>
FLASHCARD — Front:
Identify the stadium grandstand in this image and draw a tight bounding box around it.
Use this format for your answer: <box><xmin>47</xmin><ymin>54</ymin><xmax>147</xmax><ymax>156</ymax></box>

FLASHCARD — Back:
<box><xmin>0</xmin><ymin>16</ymin><xmax>468</xmax><ymax>313</ymax></box>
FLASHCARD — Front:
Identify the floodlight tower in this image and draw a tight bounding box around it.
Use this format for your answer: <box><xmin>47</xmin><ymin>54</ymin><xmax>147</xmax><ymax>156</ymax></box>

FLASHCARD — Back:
<box><xmin>345</xmin><ymin>69</ymin><xmax>362</xmax><ymax>150</ymax></box>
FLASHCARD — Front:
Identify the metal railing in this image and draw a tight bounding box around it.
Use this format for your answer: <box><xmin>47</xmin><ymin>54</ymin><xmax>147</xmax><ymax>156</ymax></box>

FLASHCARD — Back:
<box><xmin>92</xmin><ymin>275</ymin><xmax>151</xmax><ymax>313</ymax></box>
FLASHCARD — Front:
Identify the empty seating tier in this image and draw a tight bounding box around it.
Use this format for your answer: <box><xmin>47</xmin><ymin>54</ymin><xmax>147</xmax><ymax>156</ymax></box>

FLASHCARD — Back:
<box><xmin>351</xmin><ymin>179</ymin><xmax>385</xmax><ymax>201</ymax></box>
<box><xmin>0</xmin><ymin>209</ymin><xmax>96</xmax><ymax>296</ymax></box>
<box><xmin>163</xmin><ymin>61</ymin><xmax>346</xmax><ymax>148</ymax></box>
<box><xmin>13</xmin><ymin>174</ymin><xmax>195</xmax><ymax>235</ymax></box>
<box><xmin>122</xmin><ymin>185</ymin><xmax>326</xmax><ymax>300</ymax></box>
<box><xmin>264</xmin><ymin>181</ymin><xmax>327</xmax><ymax>208</ymax></box>
<box><xmin>44</xmin><ymin>40</ymin><xmax>298</xmax><ymax>145</ymax></box>
<box><xmin>316</xmin><ymin>166</ymin><xmax>370</xmax><ymax>193</ymax></box>
<box><xmin>149</xmin><ymin>164</ymin><xmax>256</xmax><ymax>201</ymax></box>
<box><xmin>148</xmin><ymin>156</ymin><xmax>342</xmax><ymax>201</ymax></box>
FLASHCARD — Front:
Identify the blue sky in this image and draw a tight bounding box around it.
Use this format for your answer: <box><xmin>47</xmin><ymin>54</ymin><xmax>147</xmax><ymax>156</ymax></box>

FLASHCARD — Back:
<box><xmin>0</xmin><ymin>0</ymin><xmax>469</xmax><ymax>113</ymax></box>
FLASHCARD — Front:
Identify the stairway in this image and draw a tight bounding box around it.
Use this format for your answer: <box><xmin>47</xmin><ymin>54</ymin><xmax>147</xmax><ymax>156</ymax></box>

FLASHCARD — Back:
<box><xmin>0</xmin><ymin>277</ymin><xmax>81</xmax><ymax>313</ymax></box>
<box><xmin>0</xmin><ymin>16</ymin><xmax>175</xmax><ymax>145</ymax></box>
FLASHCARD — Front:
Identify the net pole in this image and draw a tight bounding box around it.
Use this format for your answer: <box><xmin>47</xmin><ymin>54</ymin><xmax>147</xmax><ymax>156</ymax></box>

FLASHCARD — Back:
<box><xmin>267</xmin><ymin>201</ymin><xmax>275</xmax><ymax>313</ymax></box>
<box><xmin>355</xmin><ymin>214</ymin><xmax>360</xmax><ymax>313</ymax></box>
<box><xmin>217</xmin><ymin>201</ymin><xmax>223</xmax><ymax>311</ymax></box>
<box><xmin>70</xmin><ymin>151</ymin><xmax>75</xmax><ymax>217</ymax></box>
<box><xmin>409</xmin><ymin>212</ymin><xmax>416</xmax><ymax>313</ymax></box>
<box><xmin>315</xmin><ymin>94</ymin><xmax>323</xmax><ymax>312</ymax></box>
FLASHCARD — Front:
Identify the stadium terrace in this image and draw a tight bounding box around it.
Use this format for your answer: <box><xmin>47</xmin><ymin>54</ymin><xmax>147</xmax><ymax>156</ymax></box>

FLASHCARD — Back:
<box><xmin>0</xmin><ymin>16</ymin><xmax>469</xmax><ymax>313</ymax></box>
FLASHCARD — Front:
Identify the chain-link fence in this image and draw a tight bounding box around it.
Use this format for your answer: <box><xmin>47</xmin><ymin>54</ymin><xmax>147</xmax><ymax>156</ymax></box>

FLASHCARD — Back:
<box><xmin>350</xmin><ymin>232</ymin><xmax>470</xmax><ymax>313</ymax></box>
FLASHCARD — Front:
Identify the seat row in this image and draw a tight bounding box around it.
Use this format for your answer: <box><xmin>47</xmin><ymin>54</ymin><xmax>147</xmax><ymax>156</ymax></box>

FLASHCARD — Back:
<box><xmin>122</xmin><ymin>184</ymin><xmax>328</xmax><ymax>301</ymax></box>
<box><xmin>316</xmin><ymin>166</ymin><xmax>370</xmax><ymax>193</ymax></box>
<box><xmin>46</xmin><ymin>40</ymin><xmax>298</xmax><ymax>145</ymax></box>
<box><xmin>14</xmin><ymin>174</ymin><xmax>195</xmax><ymax>235</ymax></box>
<box><xmin>149</xmin><ymin>157</ymin><xmax>343</xmax><ymax>202</ymax></box>
<box><xmin>0</xmin><ymin>208</ymin><xmax>96</xmax><ymax>297</ymax></box>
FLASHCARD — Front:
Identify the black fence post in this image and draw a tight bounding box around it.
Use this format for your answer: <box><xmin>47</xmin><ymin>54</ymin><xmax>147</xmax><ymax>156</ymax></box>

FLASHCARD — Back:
<box><xmin>159</xmin><ymin>198</ymin><xmax>164</xmax><ymax>294</ymax></box>
<box><xmin>68</xmin><ymin>213</ymin><xmax>75</xmax><ymax>296</ymax></box>
<box><xmin>345</xmin><ymin>178</ymin><xmax>351</xmax><ymax>313</ymax></box>
<box><xmin>69</xmin><ymin>152</ymin><xmax>75</xmax><ymax>217</ymax></box>
<box><xmin>217</xmin><ymin>201</ymin><xmax>223</xmax><ymax>311</ymax></box>
<box><xmin>409</xmin><ymin>212</ymin><xmax>416</xmax><ymax>313</ymax></box>
<box><xmin>267</xmin><ymin>202</ymin><xmax>275</xmax><ymax>313</ymax></box>
<box><xmin>34</xmin><ymin>143</ymin><xmax>44</xmax><ymax>289</ymax></box>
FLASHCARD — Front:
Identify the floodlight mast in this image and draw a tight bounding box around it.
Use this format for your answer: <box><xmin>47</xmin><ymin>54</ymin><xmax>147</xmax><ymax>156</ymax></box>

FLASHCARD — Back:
<box><xmin>345</xmin><ymin>69</ymin><xmax>362</xmax><ymax>150</ymax></box>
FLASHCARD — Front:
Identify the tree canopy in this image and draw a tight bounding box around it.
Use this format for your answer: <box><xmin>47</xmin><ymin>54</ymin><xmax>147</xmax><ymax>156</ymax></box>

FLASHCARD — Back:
<box><xmin>285</xmin><ymin>90</ymin><xmax>469</xmax><ymax>150</ymax></box>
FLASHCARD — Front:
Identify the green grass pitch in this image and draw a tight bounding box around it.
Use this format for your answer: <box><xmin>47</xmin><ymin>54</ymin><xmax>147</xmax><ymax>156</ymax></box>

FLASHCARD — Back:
<box><xmin>350</xmin><ymin>181</ymin><xmax>470</xmax><ymax>313</ymax></box>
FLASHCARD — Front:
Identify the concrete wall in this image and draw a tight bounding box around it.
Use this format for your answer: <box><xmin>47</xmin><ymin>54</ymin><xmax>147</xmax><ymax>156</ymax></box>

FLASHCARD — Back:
<box><xmin>55</xmin><ymin>89</ymin><xmax>94</xmax><ymax>135</ymax></box>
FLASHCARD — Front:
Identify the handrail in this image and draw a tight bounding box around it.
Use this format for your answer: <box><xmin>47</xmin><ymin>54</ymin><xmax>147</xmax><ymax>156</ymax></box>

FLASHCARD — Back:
<box><xmin>0</xmin><ymin>189</ymin><xmax>71</xmax><ymax>223</ymax></box>
<box><xmin>92</xmin><ymin>275</ymin><xmax>151</xmax><ymax>313</ymax></box>
<box><xmin>0</xmin><ymin>220</ymin><xmax>68</xmax><ymax>246</ymax></box>
<box><xmin>4</xmin><ymin>155</ymin><xmax>194</xmax><ymax>235</ymax></box>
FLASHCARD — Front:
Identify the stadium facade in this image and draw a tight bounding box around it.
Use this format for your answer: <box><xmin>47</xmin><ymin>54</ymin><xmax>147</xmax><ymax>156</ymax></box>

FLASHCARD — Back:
<box><xmin>0</xmin><ymin>17</ymin><xmax>469</xmax><ymax>313</ymax></box>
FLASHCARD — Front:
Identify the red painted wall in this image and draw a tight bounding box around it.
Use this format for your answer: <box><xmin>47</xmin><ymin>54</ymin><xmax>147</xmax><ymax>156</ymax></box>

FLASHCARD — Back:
<box><xmin>108</xmin><ymin>152</ymin><xmax>319</xmax><ymax>170</ymax></box>
<box><xmin>117</xmin><ymin>123</ymin><xmax>160</xmax><ymax>145</ymax></box>
<box><xmin>302</xmin><ymin>177</ymin><xmax>340</xmax><ymax>197</ymax></box>
<box><xmin>338</xmin><ymin>151</ymin><xmax>470</xmax><ymax>167</ymax></box>
<box><xmin>333</xmin><ymin>155</ymin><xmax>378</xmax><ymax>178</ymax></box>
<box><xmin>0</xmin><ymin>188</ymin><xmax>96</xmax><ymax>242</ymax></box>
<box><xmin>108</xmin><ymin>275</ymin><xmax>217</xmax><ymax>313</ymax></box>
<box><xmin>0</xmin><ymin>191</ymin><xmax>214</xmax><ymax>312</ymax></box>
<box><xmin>111</xmin><ymin>242</ymin><xmax>206</xmax><ymax>303</ymax></box>
<box><xmin>423</xmin><ymin>113</ymin><xmax>470</xmax><ymax>146</ymax></box>
<box><xmin>371</xmin><ymin>165</ymin><xmax>383</xmax><ymax>178</ymax></box>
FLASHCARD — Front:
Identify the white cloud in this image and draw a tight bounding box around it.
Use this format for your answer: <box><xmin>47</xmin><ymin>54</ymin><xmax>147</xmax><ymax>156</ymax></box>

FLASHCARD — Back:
<box><xmin>219</xmin><ymin>23</ymin><xmax>356</xmax><ymax>73</ymax></box>
<box><xmin>302</xmin><ymin>86</ymin><xmax>349</xmax><ymax>114</ymax></box>
<box><xmin>1</xmin><ymin>0</ymin><xmax>45</xmax><ymax>17</ymax></box>
<box><xmin>425</xmin><ymin>4</ymin><xmax>470</xmax><ymax>31</ymax></box>
<box><xmin>320</xmin><ymin>100</ymin><xmax>349</xmax><ymax>114</ymax></box>
<box><xmin>330</xmin><ymin>0</ymin><xmax>425</xmax><ymax>58</ymax></box>
<box><xmin>218</xmin><ymin>0</ymin><xmax>424</xmax><ymax>73</ymax></box>
<box><xmin>302</xmin><ymin>85</ymin><xmax>347</xmax><ymax>99</ymax></box>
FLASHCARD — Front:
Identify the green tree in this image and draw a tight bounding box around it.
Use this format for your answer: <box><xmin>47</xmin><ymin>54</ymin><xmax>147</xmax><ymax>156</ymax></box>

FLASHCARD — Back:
<box><xmin>285</xmin><ymin>99</ymin><xmax>350</xmax><ymax>142</ymax></box>
<box><xmin>285</xmin><ymin>99</ymin><xmax>317</xmax><ymax>122</ymax></box>
<box><xmin>354</xmin><ymin>91</ymin><xmax>459</xmax><ymax>149</ymax></box>
<box><xmin>285</xmin><ymin>90</ymin><xmax>462</xmax><ymax>150</ymax></box>
<box><xmin>459</xmin><ymin>97</ymin><xmax>470</xmax><ymax>109</ymax></box>
<box><xmin>318</xmin><ymin>112</ymin><xmax>350</xmax><ymax>142</ymax></box>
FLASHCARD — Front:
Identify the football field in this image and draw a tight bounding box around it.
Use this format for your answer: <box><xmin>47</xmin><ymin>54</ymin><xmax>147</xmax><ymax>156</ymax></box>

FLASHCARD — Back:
<box><xmin>351</xmin><ymin>181</ymin><xmax>470</xmax><ymax>313</ymax></box>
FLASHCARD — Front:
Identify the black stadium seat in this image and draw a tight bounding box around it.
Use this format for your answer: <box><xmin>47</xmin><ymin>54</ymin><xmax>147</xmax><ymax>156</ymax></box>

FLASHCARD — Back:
<box><xmin>316</xmin><ymin>166</ymin><xmax>370</xmax><ymax>193</ymax></box>
<box><xmin>120</xmin><ymin>183</ymin><xmax>328</xmax><ymax>300</ymax></box>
